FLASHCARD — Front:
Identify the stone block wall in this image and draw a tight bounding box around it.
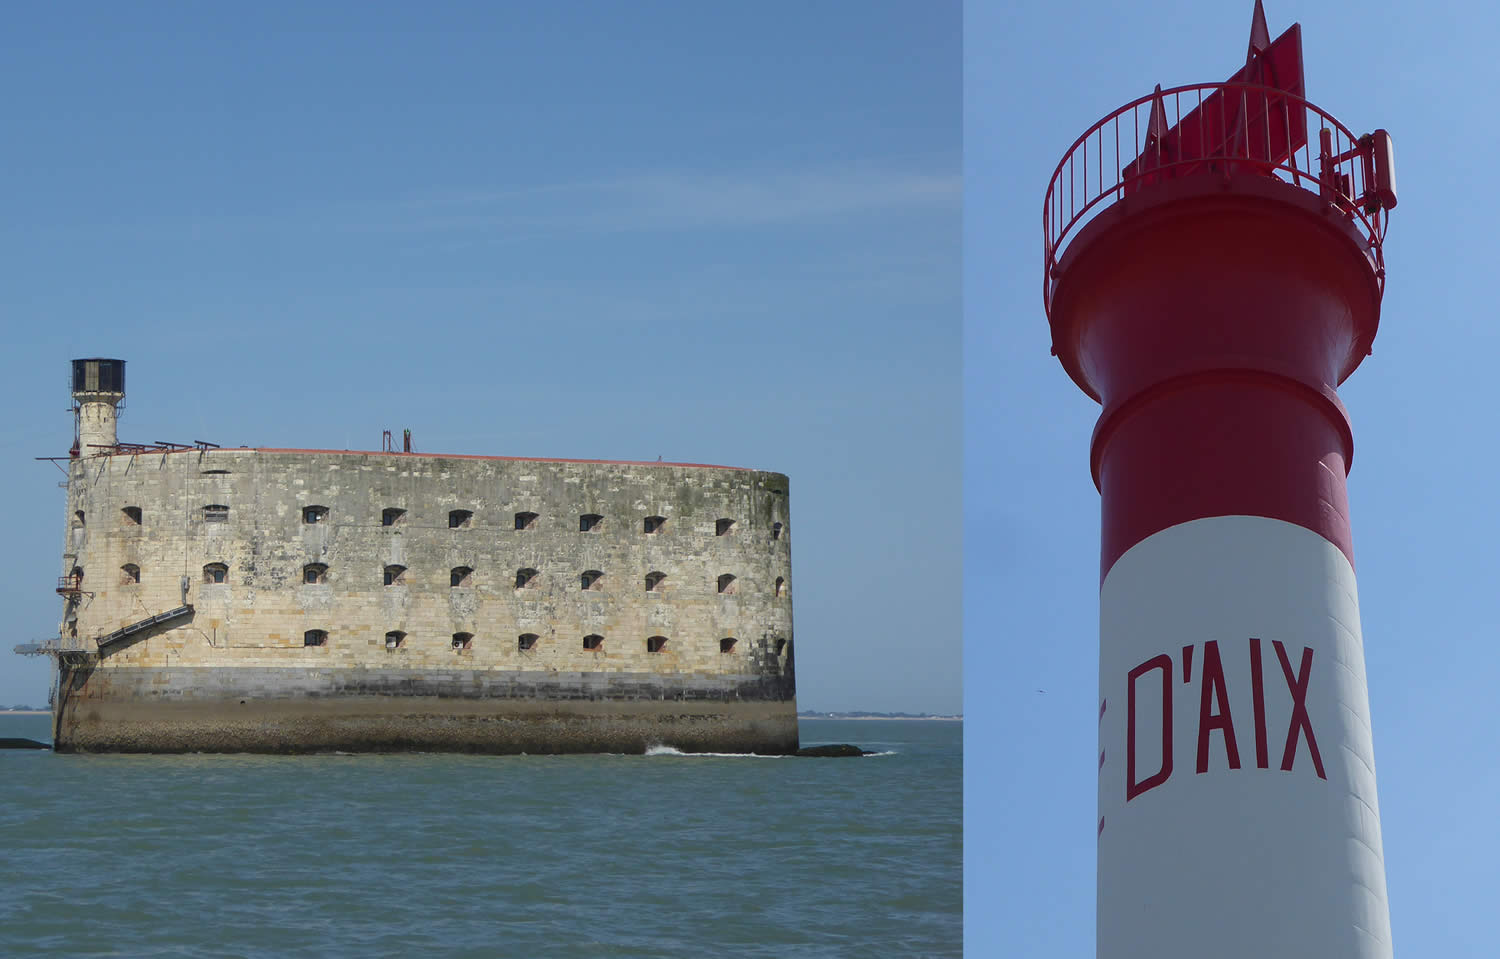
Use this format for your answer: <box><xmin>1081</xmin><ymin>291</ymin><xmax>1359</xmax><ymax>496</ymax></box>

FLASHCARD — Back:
<box><xmin>60</xmin><ymin>449</ymin><xmax>794</xmax><ymax>684</ymax></box>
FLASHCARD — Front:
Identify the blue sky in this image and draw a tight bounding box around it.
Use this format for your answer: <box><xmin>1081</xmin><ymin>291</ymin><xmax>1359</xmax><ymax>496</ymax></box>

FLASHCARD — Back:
<box><xmin>968</xmin><ymin>0</ymin><xmax>1500</xmax><ymax>955</ymax></box>
<box><xmin>0</xmin><ymin>2</ymin><xmax>960</xmax><ymax>715</ymax></box>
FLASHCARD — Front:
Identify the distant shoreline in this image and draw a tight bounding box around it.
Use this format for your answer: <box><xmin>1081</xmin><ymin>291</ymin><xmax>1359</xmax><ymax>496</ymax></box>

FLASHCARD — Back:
<box><xmin>0</xmin><ymin>711</ymin><xmax>49</xmax><ymax>716</ymax></box>
<box><xmin>800</xmin><ymin>715</ymin><xmax>961</xmax><ymax>722</ymax></box>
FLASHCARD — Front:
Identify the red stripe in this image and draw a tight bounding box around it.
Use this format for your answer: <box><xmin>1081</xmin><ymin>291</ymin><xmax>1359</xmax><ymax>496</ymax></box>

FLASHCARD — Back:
<box><xmin>1047</xmin><ymin>174</ymin><xmax>1380</xmax><ymax>581</ymax></box>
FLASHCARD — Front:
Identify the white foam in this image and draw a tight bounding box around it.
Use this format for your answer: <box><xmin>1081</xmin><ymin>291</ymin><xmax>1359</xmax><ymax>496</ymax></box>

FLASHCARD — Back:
<box><xmin>643</xmin><ymin>744</ymin><xmax>787</xmax><ymax>758</ymax></box>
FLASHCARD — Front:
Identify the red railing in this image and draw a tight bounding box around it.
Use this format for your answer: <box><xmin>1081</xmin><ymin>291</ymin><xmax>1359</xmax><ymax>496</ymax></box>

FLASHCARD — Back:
<box><xmin>1043</xmin><ymin>82</ymin><xmax>1391</xmax><ymax>318</ymax></box>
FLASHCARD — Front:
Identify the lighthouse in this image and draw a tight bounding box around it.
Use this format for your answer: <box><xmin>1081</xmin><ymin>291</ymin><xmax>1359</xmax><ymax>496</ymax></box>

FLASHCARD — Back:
<box><xmin>1043</xmin><ymin>5</ymin><xmax>1397</xmax><ymax>957</ymax></box>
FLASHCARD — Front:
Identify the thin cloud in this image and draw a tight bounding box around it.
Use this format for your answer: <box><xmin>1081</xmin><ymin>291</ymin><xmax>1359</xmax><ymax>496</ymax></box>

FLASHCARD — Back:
<box><xmin>392</xmin><ymin>168</ymin><xmax>959</xmax><ymax>236</ymax></box>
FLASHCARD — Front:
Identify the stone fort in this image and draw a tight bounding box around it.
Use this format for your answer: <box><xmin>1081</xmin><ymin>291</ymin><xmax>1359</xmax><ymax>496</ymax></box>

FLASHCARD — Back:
<box><xmin>45</xmin><ymin>359</ymin><xmax>797</xmax><ymax>753</ymax></box>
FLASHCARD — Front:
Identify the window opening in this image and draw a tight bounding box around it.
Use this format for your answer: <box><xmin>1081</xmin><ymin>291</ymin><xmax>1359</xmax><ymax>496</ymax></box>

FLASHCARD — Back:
<box><xmin>120</xmin><ymin>564</ymin><xmax>140</xmax><ymax>585</ymax></box>
<box><xmin>579</xmin><ymin>513</ymin><xmax>602</xmax><ymax>532</ymax></box>
<box><xmin>384</xmin><ymin>565</ymin><xmax>407</xmax><ymax>586</ymax></box>
<box><xmin>303</xmin><ymin>506</ymin><xmax>329</xmax><ymax>524</ymax></box>
<box><xmin>643</xmin><ymin>515</ymin><xmax>665</xmax><ymax>534</ymax></box>
<box><xmin>518</xmin><ymin>633</ymin><xmax>539</xmax><ymax>652</ymax></box>
<box><xmin>122</xmin><ymin>506</ymin><xmax>142</xmax><ymax>525</ymax></box>
<box><xmin>385</xmin><ymin>631</ymin><xmax>406</xmax><ymax>650</ymax></box>
<box><xmin>449</xmin><ymin>509</ymin><xmax>473</xmax><ymax>529</ymax></box>
<box><xmin>645</xmin><ymin>571</ymin><xmax>666</xmax><ymax>592</ymax></box>
<box><xmin>452</xmin><ymin>632</ymin><xmax>474</xmax><ymax>651</ymax></box>
<box><xmin>774</xmin><ymin>639</ymin><xmax>787</xmax><ymax>656</ymax></box>
<box><xmin>203</xmin><ymin>505</ymin><xmax>229</xmax><ymax>523</ymax></box>
<box><xmin>515</xmin><ymin>567</ymin><xmax>538</xmax><ymax>589</ymax></box>
<box><xmin>775</xmin><ymin>576</ymin><xmax>786</xmax><ymax>597</ymax></box>
<box><xmin>382</xmin><ymin>507</ymin><xmax>407</xmax><ymax>527</ymax></box>
<box><xmin>720</xmin><ymin>637</ymin><xmax>737</xmax><ymax>654</ymax></box>
<box><xmin>581</xmin><ymin>570</ymin><xmax>603</xmax><ymax>591</ymax></box>
<box><xmin>515</xmin><ymin>511</ymin><xmax>538</xmax><ymax>531</ymax></box>
<box><xmin>717</xmin><ymin>573</ymin><xmax>737</xmax><ymax>594</ymax></box>
<box><xmin>203</xmin><ymin>563</ymin><xmax>228</xmax><ymax>585</ymax></box>
<box><xmin>716</xmin><ymin>518</ymin><xmax>736</xmax><ymax>536</ymax></box>
<box><xmin>646</xmin><ymin>636</ymin><xmax>668</xmax><ymax>653</ymax></box>
<box><xmin>772</xmin><ymin>522</ymin><xmax>783</xmax><ymax>540</ymax></box>
<box><xmin>74</xmin><ymin>510</ymin><xmax>85</xmax><ymax>527</ymax></box>
<box><xmin>451</xmin><ymin>566</ymin><xmax>474</xmax><ymax>588</ymax></box>
<box><xmin>303</xmin><ymin>563</ymin><xmax>328</xmax><ymax>585</ymax></box>
<box><xmin>583</xmin><ymin>634</ymin><xmax>604</xmax><ymax>651</ymax></box>
<box><xmin>304</xmin><ymin>630</ymin><xmax>328</xmax><ymax>647</ymax></box>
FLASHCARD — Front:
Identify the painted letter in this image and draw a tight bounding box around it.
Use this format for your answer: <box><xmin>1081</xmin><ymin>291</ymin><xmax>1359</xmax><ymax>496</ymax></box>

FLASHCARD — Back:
<box><xmin>1249</xmin><ymin>637</ymin><xmax>1269</xmax><ymax>769</ymax></box>
<box><xmin>1195</xmin><ymin>640</ymin><xmax>1241</xmax><ymax>773</ymax></box>
<box><xmin>1127</xmin><ymin>654</ymin><xmax>1173</xmax><ymax>800</ymax></box>
<box><xmin>1272</xmin><ymin>640</ymin><xmax>1327</xmax><ymax>780</ymax></box>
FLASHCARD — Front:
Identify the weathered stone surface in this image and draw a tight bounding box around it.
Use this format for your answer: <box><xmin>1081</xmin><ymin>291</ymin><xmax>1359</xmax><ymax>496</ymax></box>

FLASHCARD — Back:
<box><xmin>54</xmin><ymin>444</ymin><xmax>796</xmax><ymax>754</ymax></box>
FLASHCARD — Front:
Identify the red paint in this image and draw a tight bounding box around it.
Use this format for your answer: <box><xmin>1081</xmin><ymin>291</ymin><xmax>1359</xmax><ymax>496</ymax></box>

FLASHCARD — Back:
<box><xmin>1273</xmin><ymin>640</ymin><xmax>1327</xmax><ymax>780</ymax></box>
<box><xmin>1249</xmin><ymin>638</ymin><xmax>1270</xmax><ymax>769</ymax></box>
<box><xmin>1126</xmin><ymin>654</ymin><xmax>1173</xmax><ymax>801</ymax></box>
<box><xmin>1048</xmin><ymin>174</ymin><xmax>1380</xmax><ymax>581</ymax></box>
<box><xmin>1181</xmin><ymin>644</ymin><xmax>1194</xmax><ymax>683</ymax></box>
<box><xmin>1195</xmin><ymin>640</ymin><xmax>1241</xmax><ymax>774</ymax></box>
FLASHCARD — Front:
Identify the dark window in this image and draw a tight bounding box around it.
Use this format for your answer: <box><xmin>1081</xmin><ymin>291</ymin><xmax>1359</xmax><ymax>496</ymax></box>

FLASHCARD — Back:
<box><xmin>643</xmin><ymin>515</ymin><xmax>665</xmax><ymax>534</ymax></box>
<box><xmin>645</xmin><ymin>571</ymin><xmax>666</xmax><ymax>592</ymax></box>
<box><xmin>774</xmin><ymin>639</ymin><xmax>787</xmax><ymax>657</ymax></box>
<box><xmin>581</xmin><ymin>570</ymin><xmax>603</xmax><ymax>591</ymax></box>
<box><xmin>515</xmin><ymin>568</ymin><xmax>538</xmax><ymax>589</ymax></box>
<box><xmin>772</xmin><ymin>522</ymin><xmax>783</xmax><ymax>540</ymax></box>
<box><xmin>720</xmin><ymin>637</ymin><xmax>737</xmax><ymax>654</ymax></box>
<box><xmin>583</xmin><ymin>634</ymin><xmax>604</xmax><ymax>651</ymax></box>
<box><xmin>515</xmin><ymin>511</ymin><xmax>538</xmax><ymax>531</ymax></box>
<box><xmin>451</xmin><ymin>566</ymin><xmax>474</xmax><ymax>588</ymax></box>
<box><xmin>122</xmin><ymin>506</ymin><xmax>142</xmax><ymax>525</ymax></box>
<box><xmin>120</xmin><ymin>564</ymin><xmax>140</xmax><ymax>585</ymax></box>
<box><xmin>384</xmin><ymin>565</ymin><xmax>407</xmax><ymax>586</ymax></box>
<box><xmin>716</xmin><ymin>518</ymin><xmax>735</xmax><ymax>536</ymax></box>
<box><xmin>518</xmin><ymin>633</ymin><xmax>539</xmax><ymax>652</ymax></box>
<box><xmin>203</xmin><ymin>563</ymin><xmax>228</xmax><ymax>584</ymax></box>
<box><xmin>646</xmin><ymin>636</ymin><xmax>668</xmax><ymax>653</ymax></box>
<box><xmin>203</xmin><ymin>505</ymin><xmax>229</xmax><ymax>523</ymax></box>
<box><xmin>303</xmin><ymin>506</ymin><xmax>329</xmax><ymax>524</ymax></box>
<box><xmin>717</xmin><ymin>573</ymin><xmax>737</xmax><ymax>594</ymax></box>
<box><xmin>382</xmin><ymin>507</ymin><xmax>406</xmax><ymax>527</ymax></box>
<box><xmin>452</xmin><ymin>632</ymin><xmax>473</xmax><ymax>651</ymax></box>
<box><xmin>304</xmin><ymin>630</ymin><xmax>328</xmax><ymax>647</ymax></box>
<box><xmin>579</xmin><ymin>513</ymin><xmax>602</xmax><ymax>532</ymax></box>
<box><xmin>449</xmin><ymin>509</ymin><xmax>473</xmax><ymax>529</ymax></box>
<box><xmin>775</xmin><ymin>576</ymin><xmax>786</xmax><ymax>597</ymax></box>
<box><xmin>385</xmin><ymin>631</ymin><xmax>406</xmax><ymax>650</ymax></box>
<box><xmin>303</xmin><ymin>564</ymin><xmax>328</xmax><ymax>585</ymax></box>
<box><xmin>74</xmin><ymin>510</ymin><xmax>85</xmax><ymax>526</ymax></box>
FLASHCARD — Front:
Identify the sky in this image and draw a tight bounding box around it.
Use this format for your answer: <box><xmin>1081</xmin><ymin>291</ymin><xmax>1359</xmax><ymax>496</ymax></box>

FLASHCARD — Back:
<box><xmin>967</xmin><ymin>0</ymin><xmax>1500</xmax><ymax>955</ymax></box>
<box><xmin>0</xmin><ymin>3</ymin><xmax>960</xmax><ymax>715</ymax></box>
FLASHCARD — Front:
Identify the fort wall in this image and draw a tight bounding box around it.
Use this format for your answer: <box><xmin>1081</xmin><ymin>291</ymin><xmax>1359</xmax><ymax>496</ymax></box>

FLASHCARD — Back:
<box><xmin>54</xmin><ymin>447</ymin><xmax>796</xmax><ymax>753</ymax></box>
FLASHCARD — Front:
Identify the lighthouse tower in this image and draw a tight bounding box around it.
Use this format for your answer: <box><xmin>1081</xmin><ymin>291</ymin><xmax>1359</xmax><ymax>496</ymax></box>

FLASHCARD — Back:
<box><xmin>1043</xmin><ymin>5</ymin><xmax>1397</xmax><ymax>957</ymax></box>
<box><xmin>71</xmin><ymin>358</ymin><xmax>126</xmax><ymax>457</ymax></box>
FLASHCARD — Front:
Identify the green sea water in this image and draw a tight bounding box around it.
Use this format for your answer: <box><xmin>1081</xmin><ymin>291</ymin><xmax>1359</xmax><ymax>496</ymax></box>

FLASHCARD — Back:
<box><xmin>0</xmin><ymin>716</ymin><xmax>960</xmax><ymax>958</ymax></box>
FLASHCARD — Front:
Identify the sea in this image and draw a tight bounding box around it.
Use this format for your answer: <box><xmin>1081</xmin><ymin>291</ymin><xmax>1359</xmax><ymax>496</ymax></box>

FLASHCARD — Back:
<box><xmin>0</xmin><ymin>715</ymin><xmax>960</xmax><ymax>958</ymax></box>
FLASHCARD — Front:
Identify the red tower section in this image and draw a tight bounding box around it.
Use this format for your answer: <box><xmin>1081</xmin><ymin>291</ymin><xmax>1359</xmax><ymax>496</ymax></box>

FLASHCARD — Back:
<box><xmin>1044</xmin><ymin>5</ymin><xmax>1397</xmax><ymax>957</ymax></box>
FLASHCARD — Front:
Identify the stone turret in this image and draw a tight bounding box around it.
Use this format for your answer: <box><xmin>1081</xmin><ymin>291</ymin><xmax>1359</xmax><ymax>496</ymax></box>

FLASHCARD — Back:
<box><xmin>71</xmin><ymin>358</ymin><xmax>125</xmax><ymax>456</ymax></box>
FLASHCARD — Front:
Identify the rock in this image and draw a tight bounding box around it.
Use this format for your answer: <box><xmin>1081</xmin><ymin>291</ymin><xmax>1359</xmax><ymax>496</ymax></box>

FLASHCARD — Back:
<box><xmin>0</xmin><ymin>738</ymin><xmax>51</xmax><ymax>750</ymax></box>
<box><xmin>795</xmin><ymin>743</ymin><xmax>871</xmax><ymax>757</ymax></box>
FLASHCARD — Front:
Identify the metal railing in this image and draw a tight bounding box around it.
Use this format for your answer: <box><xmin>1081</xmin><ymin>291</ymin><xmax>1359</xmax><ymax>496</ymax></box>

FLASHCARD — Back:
<box><xmin>1043</xmin><ymin>82</ymin><xmax>1391</xmax><ymax>318</ymax></box>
